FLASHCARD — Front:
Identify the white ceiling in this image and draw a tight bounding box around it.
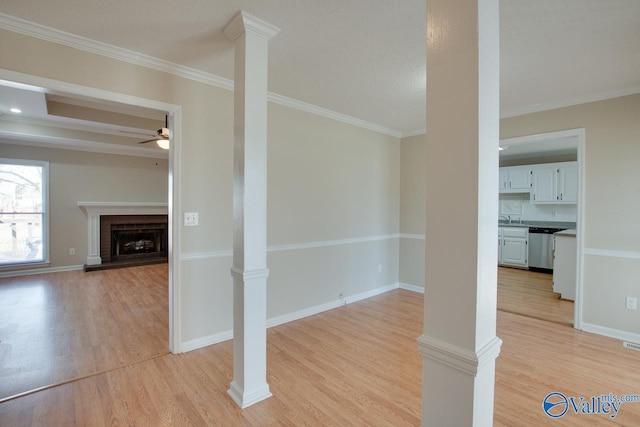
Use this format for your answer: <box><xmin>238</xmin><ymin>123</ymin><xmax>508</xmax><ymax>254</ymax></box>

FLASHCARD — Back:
<box><xmin>0</xmin><ymin>0</ymin><xmax>639</xmax><ymax>137</ymax></box>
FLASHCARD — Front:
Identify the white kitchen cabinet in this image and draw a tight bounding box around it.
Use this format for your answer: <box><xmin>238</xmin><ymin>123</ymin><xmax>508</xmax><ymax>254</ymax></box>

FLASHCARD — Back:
<box><xmin>499</xmin><ymin>169</ymin><xmax>507</xmax><ymax>191</ymax></box>
<box><xmin>502</xmin><ymin>238</ymin><xmax>528</xmax><ymax>267</ymax></box>
<box><xmin>499</xmin><ymin>166</ymin><xmax>531</xmax><ymax>192</ymax></box>
<box><xmin>531</xmin><ymin>166</ymin><xmax>557</xmax><ymax>202</ymax></box>
<box><xmin>531</xmin><ymin>162</ymin><xmax>577</xmax><ymax>204</ymax></box>
<box><xmin>557</xmin><ymin>164</ymin><xmax>578</xmax><ymax>203</ymax></box>
<box><xmin>498</xmin><ymin>227</ymin><xmax>528</xmax><ymax>268</ymax></box>
<box><xmin>553</xmin><ymin>231</ymin><xmax>576</xmax><ymax>300</ymax></box>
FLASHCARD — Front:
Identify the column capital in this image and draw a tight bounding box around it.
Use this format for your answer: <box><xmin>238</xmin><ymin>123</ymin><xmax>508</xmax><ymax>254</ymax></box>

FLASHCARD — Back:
<box><xmin>223</xmin><ymin>11</ymin><xmax>281</xmax><ymax>42</ymax></box>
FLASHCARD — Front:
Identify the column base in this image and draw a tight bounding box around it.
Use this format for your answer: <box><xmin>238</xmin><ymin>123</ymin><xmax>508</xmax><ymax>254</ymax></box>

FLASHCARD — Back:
<box><xmin>417</xmin><ymin>335</ymin><xmax>502</xmax><ymax>376</ymax></box>
<box><xmin>418</xmin><ymin>335</ymin><xmax>502</xmax><ymax>426</ymax></box>
<box><xmin>228</xmin><ymin>380</ymin><xmax>272</xmax><ymax>409</ymax></box>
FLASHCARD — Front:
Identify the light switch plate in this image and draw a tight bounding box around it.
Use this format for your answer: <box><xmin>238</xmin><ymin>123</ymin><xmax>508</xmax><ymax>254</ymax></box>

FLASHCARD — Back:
<box><xmin>184</xmin><ymin>212</ymin><xmax>198</xmax><ymax>226</ymax></box>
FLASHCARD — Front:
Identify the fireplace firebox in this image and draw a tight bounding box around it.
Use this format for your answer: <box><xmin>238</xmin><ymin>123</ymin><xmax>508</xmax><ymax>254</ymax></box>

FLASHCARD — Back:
<box><xmin>100</xmin><ymin>215</ymin><xmax>168</xmax><ymax>265</ymax></box>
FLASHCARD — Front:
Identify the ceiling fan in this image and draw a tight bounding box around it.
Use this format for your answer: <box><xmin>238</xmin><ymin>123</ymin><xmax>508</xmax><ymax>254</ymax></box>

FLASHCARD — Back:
<box><xmin>137</xmin><ymin>115</ymin><xmax>170</xmax><ymax>150</ymax></box>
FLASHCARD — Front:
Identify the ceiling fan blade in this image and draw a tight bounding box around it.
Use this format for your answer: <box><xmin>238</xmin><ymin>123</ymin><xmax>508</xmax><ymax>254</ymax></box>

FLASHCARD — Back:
<box><xmin>137</xmin><ymin>138</ymin><xmax>157</xmax><ymax>144</ymax></box>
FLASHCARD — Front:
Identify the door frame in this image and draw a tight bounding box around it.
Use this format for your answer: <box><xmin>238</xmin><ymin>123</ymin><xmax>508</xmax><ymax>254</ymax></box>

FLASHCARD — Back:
<box><xmin>0</xmin><ymin>68</ymin><xmax>183</xmax><ymax>352</ymax></box>
<box><xmin>499</xmin><ymin>128</ymin><xmax>586</xmax><ymax>329</ymax></box>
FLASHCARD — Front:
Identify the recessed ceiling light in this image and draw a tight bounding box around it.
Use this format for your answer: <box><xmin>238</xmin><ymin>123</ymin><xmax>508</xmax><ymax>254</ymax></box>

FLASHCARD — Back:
<box><xmin>9</xmin><ymin>107</ymin><xmax>22</xmax><ymax>113</ymax></box>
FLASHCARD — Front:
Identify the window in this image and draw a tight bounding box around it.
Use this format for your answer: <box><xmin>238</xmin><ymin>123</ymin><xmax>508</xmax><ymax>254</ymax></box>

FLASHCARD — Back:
<box><xmin>0</xmin><ymin>158</ymin><xmax>49</xmax><ymax>266</ymax></box>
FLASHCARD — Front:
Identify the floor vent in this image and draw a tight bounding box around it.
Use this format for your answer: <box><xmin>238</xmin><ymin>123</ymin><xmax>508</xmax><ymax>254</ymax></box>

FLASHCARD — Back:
<box><xmin>623</xmin><ymin>341</ymin><xmax>640</xmax><ymax>351</ymax></box>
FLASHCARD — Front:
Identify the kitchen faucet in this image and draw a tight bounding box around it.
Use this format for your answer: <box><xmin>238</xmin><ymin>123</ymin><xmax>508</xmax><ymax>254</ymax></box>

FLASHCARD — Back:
<box><xmin>499</xmin><ymin>215</ymin><xmax>511</xmax><ymax>224</ymax></box>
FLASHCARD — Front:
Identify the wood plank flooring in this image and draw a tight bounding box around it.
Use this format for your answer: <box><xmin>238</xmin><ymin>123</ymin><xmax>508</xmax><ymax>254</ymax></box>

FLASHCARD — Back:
<box><xmin>1</xmin><ymin>283</ymin><xmax>639</xmax><ymax>426</ymax></box>
<box><xmin>497</xmin><ymin>266</ymin><xmax>574</xmax><ymax>325</ymax></box>
<box><xmin>0</xmin><ymin>265</ymin><xmax>168</xmax><ymax>400</ymax></box>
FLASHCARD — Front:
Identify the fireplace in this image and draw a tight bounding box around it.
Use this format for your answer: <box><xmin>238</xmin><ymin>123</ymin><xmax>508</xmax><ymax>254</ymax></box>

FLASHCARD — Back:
<box><xmin>78</xmin><ymin>202</ymin><xmax>169</xmax><ymax>269</ymax></box>
<box><xmin>100</xmin><ymin>215</ymin><xmax>168</xmax><ymax>264</ymax></box>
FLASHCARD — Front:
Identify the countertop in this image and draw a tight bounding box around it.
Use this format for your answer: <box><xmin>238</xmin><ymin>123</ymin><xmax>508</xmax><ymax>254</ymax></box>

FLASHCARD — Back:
<box><xmin>554</xmin><ymin>229</ymin><xmax>576</xmax><ymax>237</ymax></box>
<box><xmin>498</xmin><ymin>220</ymin><xmax>576</xmax><ymax>229</ymax></box>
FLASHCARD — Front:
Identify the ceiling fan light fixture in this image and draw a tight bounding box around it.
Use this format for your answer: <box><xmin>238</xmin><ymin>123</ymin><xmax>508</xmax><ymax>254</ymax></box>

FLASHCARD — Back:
<box><xmin>156</xmin><ymin>138</ymin><xmax>170</xmax><ymax>150</ymax></box>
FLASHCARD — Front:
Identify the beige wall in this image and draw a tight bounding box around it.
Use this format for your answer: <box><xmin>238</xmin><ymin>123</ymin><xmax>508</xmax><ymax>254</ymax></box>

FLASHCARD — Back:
<box><xmin>268</xmin><ymin>103</ymin><xmax>400</xmax><ymax>244</ymax></box>
<box><xmin>399</xmin><ymin>94</ymin><xmax>640</xmax><ymax>337</ymax></box>
<box><xmin>0</xmin><ymin>28</ymin><xmax>401</xmax><ymax>346</ymax></box>
<box><xmin>501</xmin><ymin>93</ymin><xmax>640</xmax><ymax>335</ymax></box>
<box><xmin>399</xmin><ymin>134</ymin><xmax>426</xmax><ymax>288</ymax></box>
<box><xmin>0</xmin><ymin>143</ymin><xmax>168</xmax><ymax>268</ymax></box>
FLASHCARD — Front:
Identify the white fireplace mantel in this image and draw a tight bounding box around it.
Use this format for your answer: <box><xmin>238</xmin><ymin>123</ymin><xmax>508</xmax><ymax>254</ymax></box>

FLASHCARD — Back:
<box><xmin>78</xmin><ymin>201</ymin><xmax>168</xmax><ymax>265</ymax></box>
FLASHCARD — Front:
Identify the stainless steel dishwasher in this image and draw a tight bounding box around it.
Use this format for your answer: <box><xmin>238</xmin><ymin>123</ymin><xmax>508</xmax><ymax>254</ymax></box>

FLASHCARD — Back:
<box><xmin>528</xmin><ymin>227</ymin><xmax>565</xmax><ymax>273</ymax></box>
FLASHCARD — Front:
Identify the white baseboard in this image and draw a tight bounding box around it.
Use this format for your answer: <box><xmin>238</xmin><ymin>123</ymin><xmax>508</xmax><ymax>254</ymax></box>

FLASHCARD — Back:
<box><xmin>581</xmin><ymin>322</ymin><xmax>640</xmax><ymax>344</ymax></box>
<box><xmin>267</xmin><ymin>299</ymin><xmax>344</xmax><ymax>328</ymax></box>
<box><xmin>181</xmin><ymin>329</ymin><xmax>234</xmax><ymax>353</ymax></box>
<box><xmin>344</xmin><ymin>282</ymin><xmax>400</xmax><ymax>304</ymax></box>
<box><xmin>399</xmin><ymin>282</ymin><xmax>425</xmax><ymax>294</ymax></box>
<box><xmin>181</xmin><ymin>282</ymin><xmax>401</xmax><ymax>353</ymax></box>
<box><xmin>0</xmin><ymin>264</ymin><xmax>84</xmax><ymax>278</ymax></box>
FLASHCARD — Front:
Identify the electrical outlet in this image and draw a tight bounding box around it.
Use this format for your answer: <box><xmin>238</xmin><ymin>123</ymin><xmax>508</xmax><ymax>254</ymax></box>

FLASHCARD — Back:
<box><xmin>338</xmin><ymin>293</ymin><xmax>344</xmax><ymax>300</ymax></box>
<box><xmin>184</xmin><ymin>212</ymin><xmax>199</xmax><ymax>226</ymax></box>
<box><xmin>377</xmin><ymin>264</ymin><xmax>383</xmax><ymax>273</ymax></box>
<box><xmin>69</xmin><ymin>248</ymin><xmax>75</xmax><ymax>256</ymax></box>
<box><xmin>625</xmin><ymin>297</ymin><xmax>637</xmax><ymax>310</ymax></box>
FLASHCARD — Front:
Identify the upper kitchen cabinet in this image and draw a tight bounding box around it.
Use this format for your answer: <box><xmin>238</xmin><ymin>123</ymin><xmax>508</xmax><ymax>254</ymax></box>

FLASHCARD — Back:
<box><xmin>557</xmin><ymin>163</ymin><xmax>578</xmax><ymax>203</ymax></box>
<box><xmin>499</xmin><ymin>165</ymin><xmax>532</xmax><ymax>193</ymax></box>
<box><xmin>531</xmin><ymin>161</ymin><xmax>577</xmax><ymax>204</ymax></box>
<box><xmin>531</xmin><ymin>166</ymin><xmax>557</xmax><ymax>202</ymax></box>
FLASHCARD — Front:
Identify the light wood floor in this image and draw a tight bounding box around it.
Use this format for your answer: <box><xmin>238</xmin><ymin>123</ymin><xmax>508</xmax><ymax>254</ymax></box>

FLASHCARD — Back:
<box><xmin>0</xmin><ymin>265</ymin><xmax>168</xmax><ymax>400</ymax></box>
<box><xmin>1</xmin><ymin>275</ymin><xmax>639</xmax><ymax>426</ymax></box>
<box><xmin>497</xmin><ymin>266</ymin><xmax>574</xmax><ymax>325</ymax></box>
<box><xmin>0</xmin><ymin>282</ymin><xmax>640</xmax><ymax>426</ymax></box>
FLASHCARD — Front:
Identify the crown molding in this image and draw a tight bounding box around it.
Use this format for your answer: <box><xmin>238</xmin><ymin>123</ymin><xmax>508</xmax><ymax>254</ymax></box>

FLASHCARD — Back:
<box><xmin>0</xmin><ymin>13</ymin><xmax>234</xmax><ymax>91</ymax></box>
<box><xmin>500</xmin><ymin>85</ymin><xmax>640</xmax><ymax>119</ymax></box>
<box><xmin>223</xmin><ymin>11</ymin><xmax>281</xmax><ymax>41</ymax></box>
<box><xmin>401</xmin><ymin>128</ymin><xmax>426</xmax><ymax>138</ymax></box>
<box><xmin>0</xmin><ymin>13</ymin><xmax>403</xmax><ymax>138</ymax></box>
<box><xmin>267</xmin><ymin>92</ymin><xmax>401</xmax><ymax>138</ymax></box>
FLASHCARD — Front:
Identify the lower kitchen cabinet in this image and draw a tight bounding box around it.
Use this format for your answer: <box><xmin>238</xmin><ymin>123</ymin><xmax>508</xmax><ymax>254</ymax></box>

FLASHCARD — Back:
<box><xmin>498</xmin><ymin>227</ymin><xmax>528</xmax><ymax>268</ymax></box>
<box><xmin>553</xmin><ymin>232</ymin><xmax>576</xmax><ymax>300</ymax></box>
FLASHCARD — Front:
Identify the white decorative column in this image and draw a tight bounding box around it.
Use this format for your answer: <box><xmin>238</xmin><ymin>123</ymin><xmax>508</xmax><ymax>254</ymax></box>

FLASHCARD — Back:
<box><xmin>223</xmin><ymin>11</ymin><xmax>280</xmax><ymax>409</ymax></box>
<box><xmin>420</xmin><ymin>0</ymin><xmax>502</xmax><ymax>426</ymax></box>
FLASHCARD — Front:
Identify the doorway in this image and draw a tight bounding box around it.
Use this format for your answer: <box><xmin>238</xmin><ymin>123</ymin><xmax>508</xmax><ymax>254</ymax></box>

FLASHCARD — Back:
<box><xmin>0</xmin><ymin>69</ymin><xmax>182</xmax><ymax>400</ymax></box>
<box><xmin>498</xmin><ymin>128</ymin><xmax>585</xmax><ymax>328</ymax></box>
